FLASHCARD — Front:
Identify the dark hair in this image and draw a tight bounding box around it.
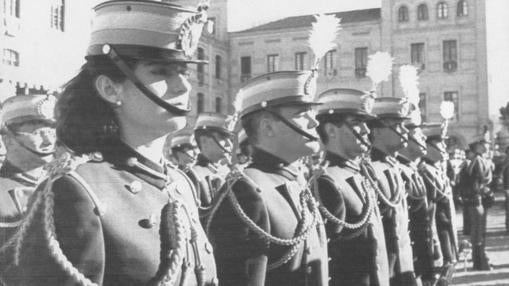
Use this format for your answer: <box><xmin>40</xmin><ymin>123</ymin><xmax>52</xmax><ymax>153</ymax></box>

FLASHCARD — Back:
<box><xmin>240</xmin><ymin>109</ymin><xmax>281</xmax><ymax>145</ymax></box>
<box><xmin>56</xmin><ymin>56</ymin><xmax>136</xmax><ymax>155</ymax></box>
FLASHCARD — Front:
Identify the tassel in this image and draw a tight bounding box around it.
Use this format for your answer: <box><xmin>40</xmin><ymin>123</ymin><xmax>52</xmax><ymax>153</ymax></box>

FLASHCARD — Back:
<box><xmin>366</xmin><ymin>51</ymin><xmax>393</xmax><ymax>90</ymax></box>
<box><xmin>308</xmin><ymin>14</ymin><xmax>341</xmax><ymax>69</ymax></box>
<box><xmin>399</xmin><ymin>65</ymin><xmax>419</xmax><ymax>107</ymax></box>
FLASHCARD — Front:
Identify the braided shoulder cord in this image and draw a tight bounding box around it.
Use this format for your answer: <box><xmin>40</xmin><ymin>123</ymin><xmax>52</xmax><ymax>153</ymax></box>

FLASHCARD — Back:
<box><xmin>205</xmin><ymin>168</ymin><xmax>320</xmax><ymax>269</ymax></box>
<box><xmin>399</xmin><ymin>171</ymin><xmax>427</xmax><ymax>213</ymax></box>
<box><xmin>311</xmin><ymin>168</ymin><xmax>373</xmax><ymax>230</ymax></box>
<box><xmin>158</xmin><ymin>199</ymin><xmax>188</xmax><ymax>286</ymax></box>
<box><xmin>420</xmin><ymin>172</ymin><xmax>450</xmax><ymax>201</ymax></box>
<box><xmin>360</xmin><ymin>161</ymin><xmax>402</xmax><ymax>209</ymax></box>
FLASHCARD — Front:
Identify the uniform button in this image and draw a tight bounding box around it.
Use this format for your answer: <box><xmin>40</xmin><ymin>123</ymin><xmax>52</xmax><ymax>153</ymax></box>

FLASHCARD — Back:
<box><xmin>306</xmin><ymin>266</ymin><xmax>312</xmax><ymax>274</ymax></box>
<box><xmin>411</xmin><ymin>241</ymin><xmax>415</xmax><ymax>246</ymax></box>
<box><xmin>328</xmin><ymin>277</ymin><xmax>332</xmax><ymax>281</ymax></box>
<box><xmin>128</xmin><ymin>180</ymin><xmax>142</xmax><ymax>194</ymax></box>
<box><xmin>327</xmin><ymin>238</ymin><xmax>331</xmax><ymax>243</ymax></box>
<box><xmin>210</xmin><ymin>277</ymin><xmax>219</xmax><ymax>286</ymax></box>
<box><xmin>328</xmin><ymin>257</ymin><xmax>332</xmax><ymax>262</ymax></box>
<box><xmin>376</xmin><ymin>263</ymin><xmax>380</xmax><ymax>271</ymax></box>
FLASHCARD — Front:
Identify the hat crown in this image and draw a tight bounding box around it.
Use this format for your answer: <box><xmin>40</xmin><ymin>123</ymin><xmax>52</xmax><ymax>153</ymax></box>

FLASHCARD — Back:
<box><xmin>0</xmin><ymin>94</ymin><xmax>56</xmax><ymax>126</ymax></box>
<box><xmin>316</xmin><ymin>88</ymin><xmax>374</xmax><ymax>116</ymax></box>
<box><xmin>421</xmin><ymin>122</ymin><xmax>444</xmax><ymax>138</ymax></box>
<box><xmin>371</xmin><ymin>97</ymin><xmax>410</xmax><ymax>119</ymax></box>
<box><xmin>235</xmin><ymin>70</ymin><xmax>318</xmax><ymax>117</ymax></box>
<box><xmin>194</xmin><ymin>112</ymin><xmax>233</xmax><ymax>134</ymax></box>
<box><xmin>88</xmin><ymin>0</ymin><xmax>208</xmax><ymax>62</ymax></box>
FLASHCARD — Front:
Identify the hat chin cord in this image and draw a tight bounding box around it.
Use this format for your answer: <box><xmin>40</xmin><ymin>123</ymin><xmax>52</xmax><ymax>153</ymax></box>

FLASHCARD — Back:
<box><xmin>105</xmin><ymin>45</ymin><xmax>191</xmax><ymax>116</ymax></box>
<box><xmin>264</xmin><ymin>108</ymin><xmax>319</xmax><ymax>142</ymax></box>
<box><xmin>344</xmin><ymin>122</ymin><xmax>371</xmax><ymax>149</ymax></box>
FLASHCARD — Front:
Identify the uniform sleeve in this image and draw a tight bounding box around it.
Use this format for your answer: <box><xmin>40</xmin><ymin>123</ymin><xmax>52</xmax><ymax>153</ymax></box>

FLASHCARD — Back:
<box><xmin>210</xmin><ymin>179</ymin><xmax>269</xmax><ymax>286</ymax></box>
<box><xmin>9</xmin><ymin>175</ymin><xmax>105</xmax><ymax>286</ymax></box>
<box><xmin>315</xmin><ymin>175</ymin><xmax>345</xmax><ymax>236</ymax></box>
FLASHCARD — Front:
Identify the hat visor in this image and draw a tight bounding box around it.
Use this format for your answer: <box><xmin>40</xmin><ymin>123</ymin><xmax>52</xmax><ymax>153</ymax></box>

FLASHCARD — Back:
<box><xmin>317</xmin><ymin>108</ymin><xmax>375</xmax><ymax>120</ymax></box>
<box><xmin>87</xmin><ymin>44</ymin><xmax>208</xmax><ymax>64</ymax></box>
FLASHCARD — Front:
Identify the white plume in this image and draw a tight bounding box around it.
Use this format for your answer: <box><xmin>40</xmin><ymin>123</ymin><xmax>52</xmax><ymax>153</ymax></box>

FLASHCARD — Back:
<box><xmin>366</xmin><ymin>51</ymin><xmax>393</xmax><ymax>89</ymax></box>
<box><xmin>399</xmin><ymin>65</ymin><xmax>420</xmax><ymax>106</ymax></box>
<box><xmin>308</xmin><ymin>14</ymin><xmax>341</xmax><ymax>69</ymax></box>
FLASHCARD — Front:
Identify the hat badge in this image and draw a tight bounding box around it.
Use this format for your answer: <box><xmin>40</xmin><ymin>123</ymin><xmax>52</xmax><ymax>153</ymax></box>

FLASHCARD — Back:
<box><xmin>176</xmin><ymin>2</ymin><xmax>210</xmax><ymax>57</ymax></box>
<box><xmin>37</xmin><ymin>95</ymin><xmax>56</xmax><ymax>119</ymax></box>
<box><xmin>400</xmin><ymin>100</ymin><xmax>410</xmax><ymax>117</ymax></box>
<box><xmin>361</xmin><ymin>95</ymin><xmax>374</xmax><ymax>113</ymax></box>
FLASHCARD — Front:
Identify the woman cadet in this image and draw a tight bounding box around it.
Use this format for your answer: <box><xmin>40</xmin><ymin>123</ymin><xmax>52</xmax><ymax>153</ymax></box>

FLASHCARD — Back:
<box><xmin>0</xmin><ymin>1</ymin><xmax>218</xmax><ymax>285</ymax></box>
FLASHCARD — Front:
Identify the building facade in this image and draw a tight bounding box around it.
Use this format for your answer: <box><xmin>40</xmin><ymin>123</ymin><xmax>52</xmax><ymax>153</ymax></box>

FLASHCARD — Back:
<box><xmin>0</xmin><ymin>0</ymin><xmax>93</xmax><ymax>99</ymax></box>
<box><xmin>229</xmin><ymin>0</ymin><xmax>493</xmax><ymax>147</ymax></box>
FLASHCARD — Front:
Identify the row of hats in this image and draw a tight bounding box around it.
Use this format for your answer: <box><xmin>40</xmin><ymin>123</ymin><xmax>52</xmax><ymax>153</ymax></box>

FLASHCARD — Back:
<box><xmin>0</xmin><ymin>95</ymin><xmax>56</xmax><ymax>127</ymax></box>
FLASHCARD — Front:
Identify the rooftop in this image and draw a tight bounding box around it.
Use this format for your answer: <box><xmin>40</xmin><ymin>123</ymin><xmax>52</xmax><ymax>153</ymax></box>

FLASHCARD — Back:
<box><xmin>235</xmin><ymin>8</ymin><xmax>381</xmax><ymax>34</ymax></box>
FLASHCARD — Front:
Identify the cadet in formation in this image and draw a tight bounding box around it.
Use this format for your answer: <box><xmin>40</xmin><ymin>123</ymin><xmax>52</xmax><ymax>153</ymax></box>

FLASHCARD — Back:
<box><xmin>0</xmin><ymin>95</ymin><xmax>57</xmax><ymax>247</ymax></box>
<box><xmin>397</xmin><ymin>112</ymin><xmax>438</xmax><ymax>286</ymax></box>
<box><xmin>187</xmin><ymin>112</ymin><xmax>233</xmax><ymax>212</ymax></box>
<box><xmin>365</xmin><ymin>97</ymin><xmax>417</xmax><ymax>286</ymax></box>
<box><xmin>0</xmin><ymin>1</ymin><xmax>218</xmax><ymax>285</ymax></box>
<box><xmin>168</xmin><ymin>131</ymin><xmax>197</xmax><ymax>171</ymax></box>
<box><xmin>420</xmin><ymin>123</ymin><xmax>458</xmax><ymax>281</ymax></box>
<box><xmin>313</xmin><ymin>88</ymin><xmax>390</xmax><ymax>286</ymax></box>
<box><xmin>460</xmin><ymin>139</ymin><xmax>493</xmax><ymax>270</ymax></box>
<box><xmin>207</xmin><ymin>70</ymin><xmax>329</xmax><ymax>286</ymax></box>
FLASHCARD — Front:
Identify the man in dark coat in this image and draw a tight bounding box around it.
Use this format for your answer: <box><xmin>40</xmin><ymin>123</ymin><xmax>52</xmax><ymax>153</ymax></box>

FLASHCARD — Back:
<box><xmin>365</xmin><ymin>97</ymin><xmax>417</xmax><ymax>286</ymax></box>
<box><xmin>207</xmin><ymin>70</ymin><xmax>329</xmax><ymax>286</ymax></box>
<box><xmin>313</xmin><ymin>88</ymin><xmax>390</xmax><ymax>286</ymax></box>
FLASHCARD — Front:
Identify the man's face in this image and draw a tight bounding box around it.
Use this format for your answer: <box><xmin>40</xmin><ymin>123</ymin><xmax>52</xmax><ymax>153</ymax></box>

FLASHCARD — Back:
<box><xmin>373</xmin><ymin>118</ymin><xmax>408</xmax><ymax>153</ymax></box>
<box><xmin>11</xmin><ymin>121</ymin><xmax>56</xmax><ymax>156</ymax></box>
<box><xmin>175</xmin><ymin>146</ymin><xmax>196</xmax><ymax>167</ymax></box>
<box><xmin>199</xmin><ymin>131</ymin><xmax>232</xmax><ymax>163</ymax></box>
<box><xmin>327</xmin><ymin>115</ymin><xmax>370</xmax><ymax>159</ymax></box>
<box><xmin>272</xmin><ymin>105</ymin><xmax>320</xmax><ymax>161</ymax></box>
<box><xmin>406</xmin><ymin>127</ymin><xmax>427</xmax><ymax>157</ymax></box>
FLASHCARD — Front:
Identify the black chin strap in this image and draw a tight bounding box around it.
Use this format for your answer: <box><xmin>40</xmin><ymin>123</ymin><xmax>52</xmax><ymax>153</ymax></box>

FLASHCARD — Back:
<box><xmin>384</xmin><ymin>123</ymin><xmax>409</xmax><ymax>144</ymax></box>
<box><xmin>264</xmin><ymin>108</ymin><xmax>319</xmax><ymax>142</ymax></box>
<box><xmin>408</xmin><ymin>135</ymin><xmax>428</xmax><ymax>151</ymax></box>
<box><xmin>104</xmin><ymin>45</ymin><xmax>191</xmax><ymax>116</ymax></box>
<box><xmin>210</xmin><ymin>134</ymin><xmax>232</xmax><ymax>156</ymax></box>
<box><xmin>6</xmin><ymin>128</ymin><xmax>54</xmax><ymax>157</ymax></box>
<box><xmin>344</xmin><ymin>122</ymin><xmax>371</xmax><ymax>148</ymax></box>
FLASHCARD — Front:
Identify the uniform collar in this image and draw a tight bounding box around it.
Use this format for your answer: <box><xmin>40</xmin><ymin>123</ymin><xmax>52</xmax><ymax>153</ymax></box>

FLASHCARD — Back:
<box><xmin>103</xmin><ymin>140</ymin><xmax>171</xmax><ymax>189</ymax></box>
<box><xmin>325</xmin><ymin>151</ymin><xmax>360</xmax><ymax>173</ymax></box>
<box><xmin>0</xmin><ymin>160</ymin><xmax>38</xmax><ymax>186</ymax></box>
<box><xmin>249</xmin><ymin>147</ymin><xmax>297</xmax><ymax>181</ymax></box>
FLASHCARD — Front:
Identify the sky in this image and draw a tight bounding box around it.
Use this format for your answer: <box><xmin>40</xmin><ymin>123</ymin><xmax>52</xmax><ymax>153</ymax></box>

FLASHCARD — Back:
<box><xmin>227</xmin><ymin>0</ymin><xmax>381</xmax><ymax>31</ymax></box>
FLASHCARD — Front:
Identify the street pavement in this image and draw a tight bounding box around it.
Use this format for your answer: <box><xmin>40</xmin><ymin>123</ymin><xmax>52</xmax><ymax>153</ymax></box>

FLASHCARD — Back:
<box><xmin>452</xmin><ymin>193</ymin><xmax>509</xmax><ymax>286</ymax></box>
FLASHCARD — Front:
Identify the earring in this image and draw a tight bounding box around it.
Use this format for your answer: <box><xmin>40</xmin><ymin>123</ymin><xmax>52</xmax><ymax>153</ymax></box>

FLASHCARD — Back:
<box><xmin>115</xmin><ymin>101</ymin><xmax>122</xmax><ymax>107</ymax></box>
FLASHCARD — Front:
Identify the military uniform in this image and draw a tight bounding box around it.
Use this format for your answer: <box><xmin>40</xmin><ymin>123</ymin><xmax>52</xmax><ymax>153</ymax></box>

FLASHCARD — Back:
<box><xmin>207</xmin><ymin>70</ymin><xmax>329</xmax><ymax>286</ymax></box>
<box><xmin>168</xmin><ymin>131</ymin><xmax>197</xmax><ymax>171</ymax></box>
<box><xmin>0</xmin><ymin>161</ymin><xmax>38</xmax><ymax>247</ymax></box>
<box><xmin>367</xmin><ymin>97</ymin><xmax>417</xmax><ymax>286</ymax></box>
<box><xmin>397</xmin><ymin>156</ymin><xmax>436</xmax><ymax>282</ymax></box>
<box><xmin>461</xmin><ymin>149</ymin><xmax>492</xmax><ymax>270</ymax></box>
<box><xmin>313</xmin><ymin>88</ymin><xmax>389</xmax><ymax>286</ymax></box>
<box><xmin>0</xmin><ymin>94</ymin><xmax>57</xmax><ymax>249</ymax></box>
<box><xmin>1</xmin><ymin>141</ymin><xmax>217</xmax><ymax>285</ymax></box>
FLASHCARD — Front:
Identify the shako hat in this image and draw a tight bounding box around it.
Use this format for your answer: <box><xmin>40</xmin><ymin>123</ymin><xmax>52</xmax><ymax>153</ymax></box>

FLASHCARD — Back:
<box><xmin>0</xmin><ymin>94</ymin><xmax>56</xmax><ymax>127</ymax></box>
<box><xmin>316</xmin><ymin>88</ymin><xmax>375</xmax><ymax>119</ymax></box>
<box><xmin>87</xmin><ymin>0</ymin><xmax>210</xmax><ymax>64</ymax></box>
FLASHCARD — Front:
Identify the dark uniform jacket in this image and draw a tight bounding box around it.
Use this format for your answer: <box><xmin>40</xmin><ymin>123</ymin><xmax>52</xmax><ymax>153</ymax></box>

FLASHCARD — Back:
<box><xmin>419</xmin><ymin>159</ymin><xmax>457</xmax><ymax>264</ymax></box>
<box><xmin>187</xmin><ymin>154</ymin><xmax>227</xmax><ymax>209</ymax></box>
<box><xmin>208</xmin><ymin>148</ymin><xmax>328</xmax><ymax>286</ymax></box>
<box><xmin>461</xmin><ymin>155</ymin><xmax>493</xmax><ymax>207</ymax></box>
<box><xmin>0</xmin><ymin>161</ymin><xmax>38</xmax><ymax>247</ymax></box>
<box><xmin>366</xmin><ymin>149</ymin><xmax>416</xmax><ymax>286</ymax></box>
<box><xmin>396</xmin><ymin>156</ymin><xmax>435</xmax><ymax>280</ymax></box>
<box><xmin>1</xmin><ymin>141</ymin><xmax>217</xmax><ymax>286</ymax></box>
<box><xmin>315</xmin><ymin>152</ymin><xmax>389</xmax><ymax>286</ymax></box>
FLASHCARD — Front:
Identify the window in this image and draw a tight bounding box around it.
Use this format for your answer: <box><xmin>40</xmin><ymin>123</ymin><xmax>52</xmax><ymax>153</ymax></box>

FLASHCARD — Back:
<box><xmin>207</xmin><ymin>17</ymin><xmax>216</xmax><ymax>35</ymax></box>
<box><xmin>443</xmin><ymin>40</ymin><xmax>457</xmax><ymax>72</ymax></box>
<box><xmin>437</xmin><ymin>2</ymin><xmax>448</xmax><ymax>19</ymax></box>
<box><xmin>294</xmin><ymin>52</ymin><xmax>307</xmax><ymax>71</ymax></box>
<box><xmin>197</xmin><ymin>47</ymin><xmax>205</xmax><ymax>85</ymax></box>
<box><xmin>324</xmin><ymin>50</ymin><xmax>337</xmax><ymax>77</ymax></box>
<box><xmin>417</xmin><ymin>4</ymin><xmax>429</xmax><ymax>21</ymax></box>
<box><xmin>457</xmin><ymin>0</ymin><xmax>468</xmax><ymax>17</ymax></box>
<box><xmin>215</xmin><ymin>55</ymin><xmax>222</xmax><ymax>79</ymax></box>
<box><xmin>267</xmin><ymin>54</ymin><xmax>279</xmax><ymax>73</ymax></box>
<box><xmin>398</xmin><ymin>5</ymin><xmax>409</xmax><ymax>22</ymax></box>
<box><xmin>50</xmin><ymin>0</ymin><xmax>65</xmax><ymax>31</ymax></box>
<box><xmin>197</xmin><ymin>93</ymin><xmax>205</xmax><ymax>114</ymax></box>
<box><xmin>2</xmin><ymin>49</ymin><xmax>19</xmax><ymax>66</ymax></box>
<box><xmin>419</xmin><ymin>93</ymin><xmax>427</xmax><ymax>121</ymax></box>
<box><xmin>215</xmin><ymin>97</ymin><xmax>222</xmax><ymax>113</ymax></box>
<box><xmin>443</xmin><ymin>91</ymin><xmax>459</xmax><ymax>121</ymax></box>
<box><xmin>411</xmin><ymin>43</ymin><xmax>425</xmax><ymax>69</ymax></box>
<box><xmin>4</xmin><ymin>0</ymin><xmax>20</xmax><ymax>18</ymax></box>
<box><xmin>240</xmin><ymin>56</ymin><xmax>251</xmax><ymax>82</ymax></box>
<box><xmin>354</xmin><ymin>47</ymin><xmax>368</xmax><ymax>78</ymax></box>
